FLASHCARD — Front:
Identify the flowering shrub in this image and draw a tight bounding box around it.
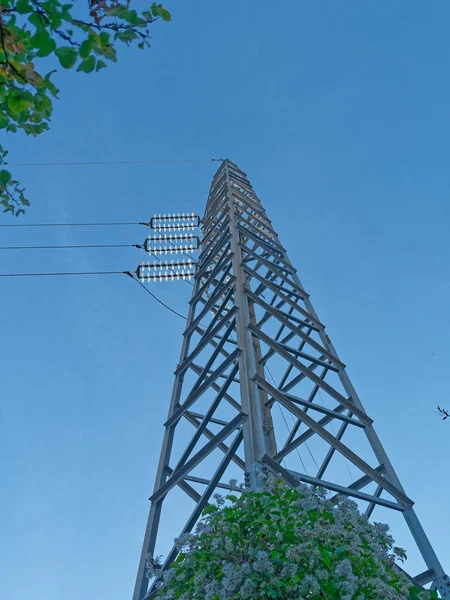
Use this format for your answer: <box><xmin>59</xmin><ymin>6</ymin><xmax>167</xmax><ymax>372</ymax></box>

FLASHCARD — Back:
<box><xmin>148</xmin><ymin>479</ymin><xmax>437</xmax><ymax>600</ymax></box>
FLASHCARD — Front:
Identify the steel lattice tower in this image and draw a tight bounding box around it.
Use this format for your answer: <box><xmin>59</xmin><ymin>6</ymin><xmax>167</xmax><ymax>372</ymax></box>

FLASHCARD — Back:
<box><xmin>133</xmin><ymin>160</ymin><xmax>449</xmax><ymax>600</ymax></box>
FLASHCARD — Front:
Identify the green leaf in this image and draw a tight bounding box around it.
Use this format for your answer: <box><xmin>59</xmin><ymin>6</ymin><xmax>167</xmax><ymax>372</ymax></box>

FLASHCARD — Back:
<box><xmin>104</xmin><ymin>6</ymin><xmax>140</xmax><ymax>24</ymax></box>
<box><xmin>102</xmin><ymin>45</ymin><xmax>117</xmax><ymax>62</ymax></box>
<box><xmin>151</xmin><ymin>3</ymin><xmax>171</xmax><ymax>21</ymax></box>
<box><xmin>55</xmin><ymin>46</ymin><xmax>78</xmax><ymax>69</ymax></box>
<box><xmin>6</xmin><ymin>13</ymin><xmax>16</xmax><ymax>28</ymax></box>
<box><xmin>95</xmin><ymin>60</ymin><xmax>107</xmax><ymax>72</ymax></box>
<box><xmin>16</xmin><ymin>0</ymin><xmax>32</xmax><ymax>14</ymax></box>
<box><xmin>159</xmin><ymin>7</ymin><xmax>171</xmax><ymax>21</ymax></box>
<box><xmin>103</xmin><ymin>6</ymin><xmax>122</xmax><ymax>17</ymax></box>
<box><xmin>202</xmin><ymin>505</ymin><xmax>218</xmax><ymax>516</ymax></box>
<box><xmin>32</xmin><ymin>30</ymin><xmax>57</xmax><ymax>57</ymax></box>
<box><xmin>60</xmin><ymin>4</ymin><xmax>73</xmax><ymax>20</ymax></box>
<box><xmin>115</xmin><ymin>30</ymin><xmax>139</xmax><ymax>44</ymax></box>
<box><xmin>29</xmin><ymin>12</ymin><xmax>45</xmax><ymax>30</ymax></box>
<box><xmin>407</xmin><ymin>587</ymin><xmax>424</xmax><ymax>600</ymax></box>
<box><xmin>7</xmin><ymin>91</ymin><xmax>34</xmax><ymax>114</ymax></box>
<box><xmin>99</xmin><ymin>31</ymin><xmax>110</xmax><ymax>47</ymax></box>
<box><xmin>18</xmin><ymin>110</ymin><xmax>31</xmax><ymax>122</ymax></box>
<box><xmin>120</xmin><ymin>8</ymin><xmax>141</xmax><ymax>25</ymax></box>
<box><xmin>0</xmin><ymin>115</ymin><xmax>9</xmax><ymax>129</ymax></box>
<box><xmin>173</xmin><ymin>552</ymin><xmax>185</xmax><ymax>565</ymax></box>
<box><xmin>0</xmin><ymin>170</ymin><xmax>12</xmax><ymax>186</ymax></box>
<box><xmin>47</xmin><ymin>10</ymin><xmax>62</xmax><ymax>30</ymax></box>
<box><xmin>226</xmin><ymin>495</ymin><xmax>238</xmax><ymax>502</ymax></box>
<box><xmin>34</xmin><ymin>94</ymin><xmax>52</xmax><ymax>112</ymax></box>
<box><xmin>79</xmin><ymin>39</ymin><xmax>93</xmax><ymax>60</ymax></box>
<box><xmin>76</xmin><ymin>56</ymin><xmax>96</xmax><ymax>74</ymax></box>
<box><xmin>319</xmin><ymin>548</ymin><xmax>332</xmax><ymax>568</ymax></box>
<box><xmin>43</xmin><ymin>74</ymin><xmax>59</xmax><ymax>99</ymax></box>
<box><xmin>24</xmin><ymin>122</ymin><xmax>47</xmax><ymax>136</ymax></box>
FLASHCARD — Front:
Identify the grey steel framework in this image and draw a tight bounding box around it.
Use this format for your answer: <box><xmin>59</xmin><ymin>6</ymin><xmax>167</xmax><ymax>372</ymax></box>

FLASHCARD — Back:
<box><xmin>133</xmin><ymin>160</ymin><xmax>449</xmax><ymax>599</ymax></box>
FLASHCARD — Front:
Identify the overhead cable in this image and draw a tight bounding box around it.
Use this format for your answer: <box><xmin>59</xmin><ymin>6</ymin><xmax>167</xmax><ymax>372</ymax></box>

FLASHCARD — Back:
<box><xmin>0</xmin><ymin>221</ymin><xmax>147</xmax><ymax>228</ymax></box>
<box><xmin>128</xmin><ymin>274</ymin><xmax>187</xmax><ymax>320</ymax></box>
<box><xmin>7</xmin><ymin>158</ymin><xmax>225</xmax><ymax>167</ymax></box>
<box><xmin>0</xmin><ymin>269</ymin><xmax>188</xmax><ymax>320</ymax></box>
<box><xmin>0</xmin><ymin>243</ymin><xmax>143</xmax><ymax>250</ymax></box>
<box><xmin>0</xmin><ymin>270</ymin><xmax>125</xmax><ymax>277</ymax></box>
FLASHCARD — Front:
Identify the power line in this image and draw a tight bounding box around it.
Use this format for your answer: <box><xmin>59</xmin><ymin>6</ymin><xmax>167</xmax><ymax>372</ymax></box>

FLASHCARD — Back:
<box><xmin>0</xmin><ymin>221</ymin><xmax>147</xmax><ymax>228</ymax></box>
<box><xmin>0</xmin><ymin>243</ymin><xmax>143</xmax><ymax>250</ymax></box>
<box><xmin>0</xmin><ymin>270</ymin><xmax>125</xmax><ymax>277</ymax></box>
<box><xmin>276</xmin><ymin>402</ymin><xmax>308</xmax><ymax>475</ymax></box>
<box><xmin>0</xmin><ymin>268</ymin><xmax>189</xmax><ymax>320</ymax></box>
<box><xmin>317</xmin><ymin>388</ymin><xmax>354</xmax><ymax>480</ymax></box>
<box><xmin>129</xmin><ymin>274</ymin><xmax>187</xmax><ymax>320</ymax></box>
<box><xmin>7</xmin><ymin>158</ymin><xmax>224</xmax><ymax>167</ymax></box>
<box><xmin>264</xmin><ymin>365</ymin><xmax>311</xmax><ymax>475</ymax></box>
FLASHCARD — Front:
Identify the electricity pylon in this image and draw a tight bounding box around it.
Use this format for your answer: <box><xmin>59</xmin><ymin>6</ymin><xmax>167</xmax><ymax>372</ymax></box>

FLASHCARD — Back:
<box><xmin>133</xmin><ymin>160</ymin><xmax>449</xmax><ymax>599</ymax></box>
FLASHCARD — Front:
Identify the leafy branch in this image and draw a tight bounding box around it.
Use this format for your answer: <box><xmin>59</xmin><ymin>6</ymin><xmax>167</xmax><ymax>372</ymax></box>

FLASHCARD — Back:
<box><xmin>0</xmin><ymin>0</ymin><xmax>171</xmax><ymax>215</ymax></box>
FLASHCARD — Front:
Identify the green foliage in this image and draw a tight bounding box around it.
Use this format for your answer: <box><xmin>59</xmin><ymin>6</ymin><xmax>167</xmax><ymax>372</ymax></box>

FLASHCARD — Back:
<box><xmin>148</xmin><ymin>479</ymin><xmax>439</xmax><ymax>600</ymax></box>
<box><xmin>0</xmin><ymin>0</ymin><xmax>171</xmax><ymax>215</ymax></box>
<box><xmin>0</xmin><ymin>148</ymin><xmax>28</xmax><ymax>214</ymax></box>
<box><xmin>55</xmin><ymin>45</ymin><xmax>77</xmax><ymax>68</ymax></box>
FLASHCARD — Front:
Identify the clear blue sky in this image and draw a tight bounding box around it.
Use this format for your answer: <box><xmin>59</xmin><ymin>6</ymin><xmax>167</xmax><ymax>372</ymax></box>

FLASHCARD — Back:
<box><xmin>1</xmin><ymin>1</ymin><xmax>450</xmax><ymax>598</ymax></box>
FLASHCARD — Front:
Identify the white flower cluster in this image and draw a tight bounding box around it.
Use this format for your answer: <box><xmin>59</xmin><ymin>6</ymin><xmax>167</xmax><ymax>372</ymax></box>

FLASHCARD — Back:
<box><xmin>149</xmin><ymin>478</ymin><xmax>434</xmax><ymax>600</ymax></box>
